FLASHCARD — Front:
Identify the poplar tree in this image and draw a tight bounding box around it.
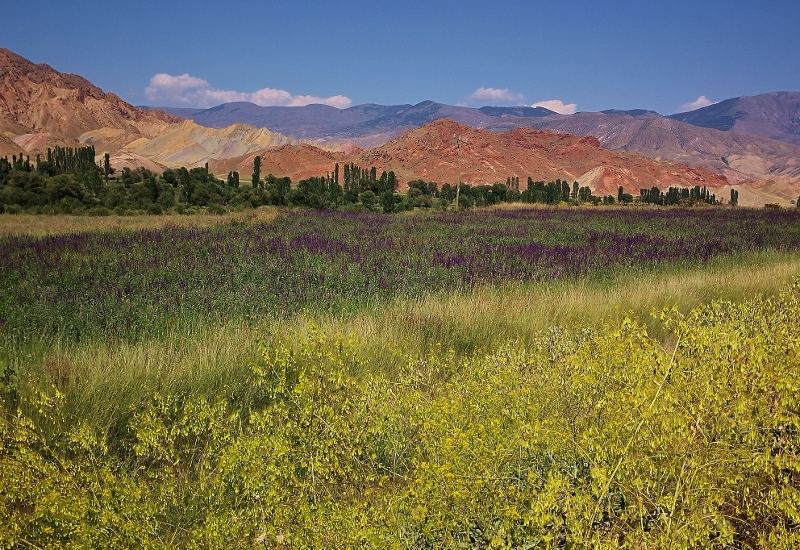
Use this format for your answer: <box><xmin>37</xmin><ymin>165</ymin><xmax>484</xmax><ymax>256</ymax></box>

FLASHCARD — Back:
<box><xmin>103</xmin><ymin>153</ymin><xmax>111</xmax><ymax>183</ymax></box>
<box><xmin>252</xmin><ymin>156</ymin><xmax>261</xmax><ymax>188</ymax></box>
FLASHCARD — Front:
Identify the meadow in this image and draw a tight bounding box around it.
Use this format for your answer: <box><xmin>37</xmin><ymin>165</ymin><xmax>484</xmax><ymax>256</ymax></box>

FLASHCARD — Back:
<box><xmin>4</xmin><ymin>206</ymin><xmax>800</xmax><ymax>345</ymax></box>
<box><xmin>1</xmin><ymin>206</ymin><xmax>799</xmax><ymax>548</ymax></box>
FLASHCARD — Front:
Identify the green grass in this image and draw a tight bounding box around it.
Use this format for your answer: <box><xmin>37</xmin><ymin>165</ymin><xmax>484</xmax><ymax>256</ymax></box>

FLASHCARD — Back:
<box><xmin>280</xmin><ymin>249</ymin><xmax>800</xmax><ymax>371</ymax></box>
<box><xmin>4</xmin><ymin>207</ymin><xmax>800</xmax><ymax>436</ymax></box>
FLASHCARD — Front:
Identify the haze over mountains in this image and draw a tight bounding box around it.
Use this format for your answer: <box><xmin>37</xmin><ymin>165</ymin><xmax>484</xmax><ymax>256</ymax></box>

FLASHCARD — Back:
<box><xmin>2</xmin><ymin>47</ymin><xmax>800</xmax><ymax>205</ymax></box>
<box><xmin>163</xmin><ymin>102</ymin><xmax>558</xmax><ymax>148</ymax></box>
<box><xmin>161</xmin><ymin>93</ymin><xmax>800</xmax><ymax>149</ymax></box>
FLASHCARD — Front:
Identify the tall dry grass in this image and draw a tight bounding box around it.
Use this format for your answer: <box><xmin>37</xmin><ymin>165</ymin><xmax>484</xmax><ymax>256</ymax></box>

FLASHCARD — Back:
<box><xmin>0</xmin><ymin>208</ymin><xmax>280</xmax><ymax>237</ymax></box>
<box><xmin>277</xmin><ymin>250</ymin><xmax>800</xmax><ymax>375</ymax></box>
<box><xmin>25</xmin><ymin>322</ymin><xmax>263</xmax><ymax>435</ymax></box>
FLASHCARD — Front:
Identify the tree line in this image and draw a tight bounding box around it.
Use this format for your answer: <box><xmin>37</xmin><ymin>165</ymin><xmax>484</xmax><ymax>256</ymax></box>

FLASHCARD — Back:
<box><xmin>3</xmin><ymin>148</ymin><xmax>792</xmax><ymax>215</ymax></box>
<box><xmin>1</xmin><ymin>149</ymin><xmax>240</xmax><ymax>215</ymax></box>
<box><xmin>639</xmin><ymin>185</ymin><xmax>717</xmax><ymax>206</ymax></box>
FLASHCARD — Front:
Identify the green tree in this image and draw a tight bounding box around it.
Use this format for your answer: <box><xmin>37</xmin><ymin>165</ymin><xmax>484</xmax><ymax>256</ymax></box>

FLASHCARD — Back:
<box><xmin>162</xmin><ymin>168</ymin><xmax>177</xmax><ymax>187</ymax></box>
<box><xmin>561</xmin><ymin>180</ymin><xmax>570</xmax><ymax>202</ymax></box>
<box><xmin>252</xmin><ymin>156</ymin><xmax>261</xmax><ymax>188</ymax></box>
<box><xmin>103</xmin><ymin>153</ymin><xmax>112</xmax><ymax>183</ymax></box>
<box><xmin>359</xmin><ymin>190</ymin><xmax>377</xmax><ymax>210</ymax></box>
<box><xmin>381</xmin><ymin>191</ymin><xmax>395</xmax><ymax>213</ymax></box>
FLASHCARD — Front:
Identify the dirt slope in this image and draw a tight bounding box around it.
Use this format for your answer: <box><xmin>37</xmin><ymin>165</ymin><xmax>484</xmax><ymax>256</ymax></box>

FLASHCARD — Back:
<box><xmin>0</xmin><ymin>48</ymin><xmax>179</xmax><ymax>139</ymax></box>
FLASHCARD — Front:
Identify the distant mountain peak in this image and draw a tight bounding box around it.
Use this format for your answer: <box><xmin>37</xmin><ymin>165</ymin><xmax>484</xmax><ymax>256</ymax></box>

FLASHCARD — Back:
<box><xmin>669</xmin><ymin>91</ymin><xmax>800</xmax><ymax>145</ymax></box>
<box><xmin>478</xmin><ymin>106</ymin><xmax>556</xmax><ymax>118</ymax></box>
<box><xmin>600</xmin><ymin>109</ymin><xmax>661</xmax><ymax>118</ymax></box>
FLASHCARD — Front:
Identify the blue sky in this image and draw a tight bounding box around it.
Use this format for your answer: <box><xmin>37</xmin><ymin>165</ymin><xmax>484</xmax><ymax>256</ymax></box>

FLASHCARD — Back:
<box><xmin>4</xmin><ymin>0</ymin><xmax>799</xmax><ymax>114</ymax></box>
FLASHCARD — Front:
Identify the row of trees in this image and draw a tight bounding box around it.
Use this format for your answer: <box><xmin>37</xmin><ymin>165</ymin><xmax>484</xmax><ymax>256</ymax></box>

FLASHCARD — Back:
<box><xmin>271</xmin><ymin>163</ymin><xmax>400</xmax><ymax>211</ymax></box>
<box><xmin>4</xmin><ymin>150</ymin><xmax>793</xmax><ymax>215</ymax></box>
<box><xmin>395</xmin><ymin>178</ymin><xmax>603</xmax><ymax>209</ymax></box>
<box><xmin>640</xmin><ymin>185</ymin><xmax>718</xmax><ymax>206</ymax></box>
<box><xmin>0</xmin><ymin>153</ymin><xmax>405</xmax><ymax>214</ymax></box>
<box><xmin>0</xmin><ymin>148</ymin><xmax>246</xmax><ymax>214</ymax></box>
<box><xmin>520</xmin><ymin>178</ymin><xmax>602</xmax><ymax>204</ymax></box>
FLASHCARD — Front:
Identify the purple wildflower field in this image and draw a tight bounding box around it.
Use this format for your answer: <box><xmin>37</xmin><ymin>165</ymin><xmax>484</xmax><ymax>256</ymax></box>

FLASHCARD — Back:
<box><xmin>2</xmin><ymin>207</ymin><xmax>799</xmax><ymax>342</ymax></box>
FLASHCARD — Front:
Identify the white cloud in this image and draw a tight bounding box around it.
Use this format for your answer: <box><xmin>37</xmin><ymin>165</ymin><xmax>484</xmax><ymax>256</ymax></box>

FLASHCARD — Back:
<box><xmin>144</xmin><ymin>73</ymin><xmax>352</xmax><ymax>108</ymax></box>
<box><xmin>462</xmin><ymin>87</ymin><xmax>526</xmax><ymax>105</ymax></box>
<box><xmin>146</xmin><ymin>73</ymin><xmax>209</xmax><ymax>95</ymax></box>
<box><xmin>677</xmin><ymin>95</ymin><xmax>714</xmax><ymax>113</ymax></box>
<box><xmin>531</xmin><ymin>99</ymin><xmax>577</xmax><ymax>115</ymax></box>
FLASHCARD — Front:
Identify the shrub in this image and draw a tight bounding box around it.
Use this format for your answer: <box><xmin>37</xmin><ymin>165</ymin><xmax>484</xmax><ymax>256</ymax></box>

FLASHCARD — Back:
<box><xmin>86</xmin><ymin>206</ymin><xmax>113</xmax><ymax>216</ymax></box>
<box><xmin>146</xmin><ymin>203</ymin><xmax>163</xmax><ymax>215</ymax></box>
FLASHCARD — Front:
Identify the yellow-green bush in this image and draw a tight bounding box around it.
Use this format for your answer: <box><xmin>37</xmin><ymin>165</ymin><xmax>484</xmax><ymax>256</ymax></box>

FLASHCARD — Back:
<box><xmin>1</xmin><ymin>286</ymin><xmax>799</xmax><ymax>548</ymax></box>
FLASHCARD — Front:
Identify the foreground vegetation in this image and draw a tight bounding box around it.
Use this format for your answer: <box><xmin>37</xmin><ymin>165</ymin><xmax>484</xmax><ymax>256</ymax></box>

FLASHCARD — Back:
<box><xmin>2</xmin><ymin>207</ymin><xmax>800</xmax><ymax>547</ymax></box>
<box><xmin>2</xmin><ymin>207</ymin><xmax>800</xmax><ymax>431</ymax></box>
<box><xmin>2</xmin><ymin>287</ymin><xmax>799</xmax><ymax>547</ymax></box>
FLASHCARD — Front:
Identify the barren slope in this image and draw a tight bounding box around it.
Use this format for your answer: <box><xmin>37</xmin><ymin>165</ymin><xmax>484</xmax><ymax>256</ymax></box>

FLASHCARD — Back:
<box><xmin>0</xmin><ymin>48</ymin><xmax>179</xmax><ymax>139</ymax></box>
<box><xmin>355</xmin><ymin>119</ymin><xmax>728</xmax><ymax>195</ymax></box>
<box><xmin>0</xmin><ymin>132</ymin><xmax>25</xmax><ymax>158</ymax></box>
<box><xmin>81</xmin><ymin>121</ymin><xmax>293</xmax><ymax>168</ymax></box>
<box><xmin>529</xmin><ymin>112</ymin><xmax>800</xmax><ymax>188</ymax></box>
<box><xmin>670</xmin><ymin>92</ymin><xmax>800</xmax><ymax>145</ymax></box>
<box><xmin>209</xmin><ymin>144</ymin><xmax>337</xmax><ymax>182</ymax></box>
<box><xmin>209</xmin><ymin>119</ymin><xmax>728</xmax><ymax>195</ymax></box>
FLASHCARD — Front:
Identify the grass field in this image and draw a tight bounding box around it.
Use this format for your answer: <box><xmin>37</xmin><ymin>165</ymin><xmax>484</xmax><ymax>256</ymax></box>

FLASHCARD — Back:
<box><xmin>2</xmin><ymin>206</ymin><xmax>800</xmax><ymax>427</ymax></box>
<box><xmin>1</xmin><ymin>207</ymin><xmax>799</xmax><ymax>547</ymax></box>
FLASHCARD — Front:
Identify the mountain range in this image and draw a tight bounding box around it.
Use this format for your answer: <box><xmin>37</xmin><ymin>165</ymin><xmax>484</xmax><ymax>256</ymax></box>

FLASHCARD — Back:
<box><xmin>160</xmin><ymin>93</ymin><xmax>800</xmax><ymax>149</ymax></box>
<box><xmin>159</xmin><ymin>95</ymin><xmax>800</xmax><ymax>194</ymax></box>
<box><xmin>669</xmin><ymin>92</ymin><xmax>800</xmax><ymax>145</ymax></box>
<box><xmin>162</xmin><ymin>102</ymin><xmax>558</xmax><ymax>147</ymax></box>
<box><xmin>207</xmin><ymin>119</ymin><xmax>729</xmax><ymax>197</ymax></box>
<box><xmin>2</xmin><ymin>47</ymin><xmax>800</xmax><ymax>205</ymax></box>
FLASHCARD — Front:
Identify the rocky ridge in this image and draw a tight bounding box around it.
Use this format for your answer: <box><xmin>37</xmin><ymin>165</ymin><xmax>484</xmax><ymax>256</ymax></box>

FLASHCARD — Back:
<box><xmin>210</xmin><ymin>119</ymin><xmax>729</xmax><ymax>197</ymax></box>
